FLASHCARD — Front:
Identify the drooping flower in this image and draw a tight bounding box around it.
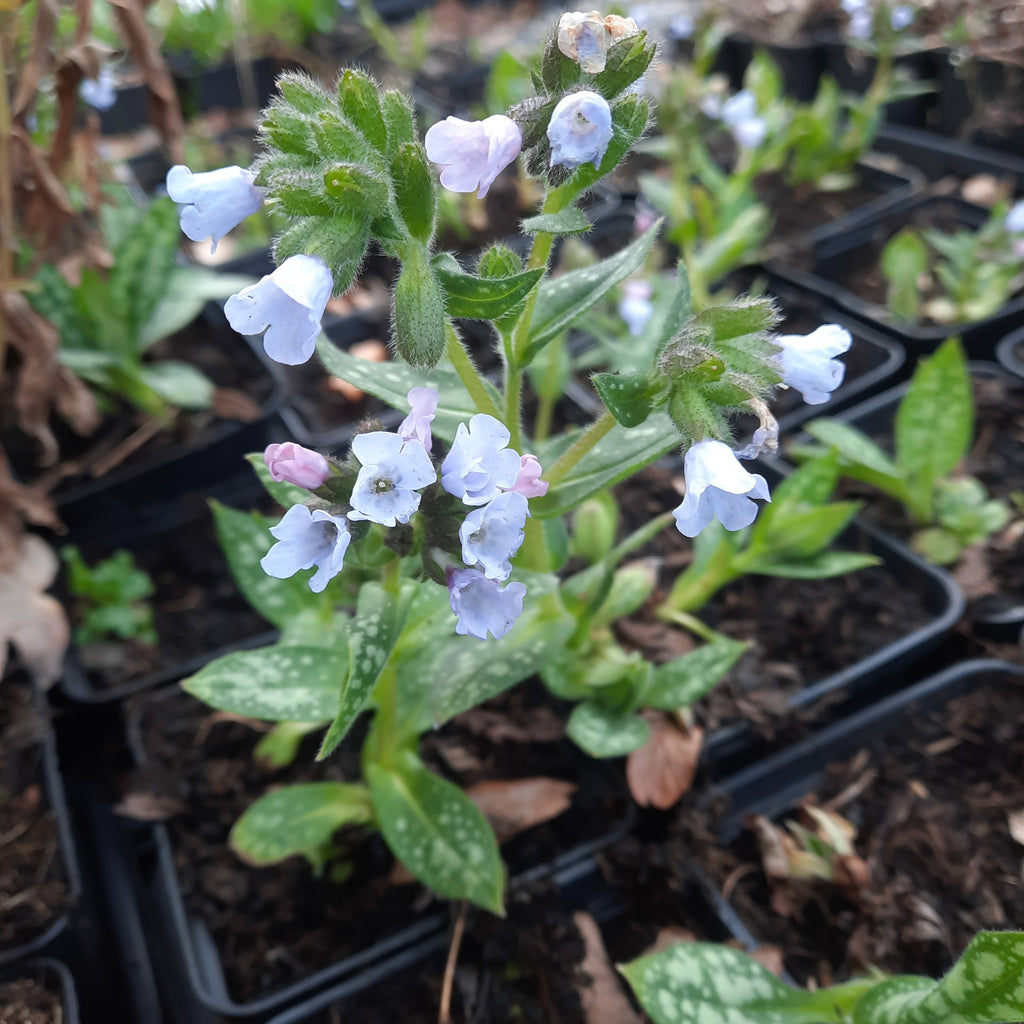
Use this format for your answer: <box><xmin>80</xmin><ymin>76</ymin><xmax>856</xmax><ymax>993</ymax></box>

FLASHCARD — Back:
<box><xmin>441</xmin><ymin>414</ymin><xmax>521</xmax><ymax>505</ymax></box>
<box><xmin>166</xmin><ymin>164</ymin><xmax>264</xmax><ymax>254</ymax></box>
<box><xmin>347</xmin><ymin>432</ymin><xmax>436</xmax><ymax>527</ymax></box>
<box><xmin>547</xmin><ymin>91</ymin><xmax>613</xmax><ymax>172</ymax></box>
<box><xmin>398</xmin><ymin>387</ymin><xmax>440</xmax><ymax>453</ymax></box>
<box><xmin>1005</xmin><ymin>200</ymin><xmax>1024</xmax><ymax>234</ymax></box>
<box><xmin>510</xmin><ymin>454</ymin><xmax>548</xmax><ymax>498</ymax></box>
<box><xmin>774</xmin><ymin>324</ymin><xmax>852</xmax><ymax>405</ymax></box>
<box><xmin>720</xmin><ymin>90</ymin><xmax>767</xmax><ymax>151</ymax></box>
<box><xmin>224</xmin><ymin>255</ymin><xmax>332</xmax><ymax>365</ymax></box>
<box><xmin>424</xmin><ymin>115</ymin><xmax>522</xmax><ymax>199</ymax></box>
<box><xmin>447</xmin><ymin>568</ymin><xmax>527</xmax><ymax>640</ymax></box>
<box><xmin>261</xmin><ymin>504</ymin><xmax>351</xmax><ymax>593</ymax></box>
<box><xmin>460</xmin><ymin>491</ymin><xmax>530</xmax><ymax>581</ymax></box>
<box><xmin>619</xmin><ymin>279</ymin><xmax>654</xmax><ymax>336</ymax></box>
<box><xmin>673</xmin><ymin>439</ymin><xmax>771</xmax><ymax>538</ymax></box>
<box><xmin>80</xmin><ymin>66</ymin><xmax>117</xmax><ymax>111</ymax></box>
<box><xmin>264</xmin><ymin>442</ymin><xmax>331</xmax><ymax>490</ymax></box>
<box><xmin>890</xmin><ymin>3</ymin><xmax>915</xmax><ymax>29</ymax></box>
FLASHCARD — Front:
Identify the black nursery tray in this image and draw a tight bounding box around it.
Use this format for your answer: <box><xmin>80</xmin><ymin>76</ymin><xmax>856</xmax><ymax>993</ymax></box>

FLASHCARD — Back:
<box><xmin>0</xmin><ymin>958</ymin><xmax>80</xmax><ymax>1024</ymax></box>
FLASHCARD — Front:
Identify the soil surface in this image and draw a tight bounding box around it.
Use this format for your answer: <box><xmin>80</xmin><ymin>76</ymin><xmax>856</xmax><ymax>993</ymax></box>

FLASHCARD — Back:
<box><xmin>0</xmin><ymin>688</ymin><xmax>69</xmax><ymax>954</ymax></box>
<box><xmin>130</xmin><ymin>681</ymin><xmax>628</xmax><ymax>1005</ymax></box>
<box><xmin>0</xmin><ymin>974</ymin><xmax>63</xmax><ymax>1024</ymax></box>
<box><xmin>698</xmin><ymin>675</ymin><xmax>1024</xmax><ymax>984</ymax></box>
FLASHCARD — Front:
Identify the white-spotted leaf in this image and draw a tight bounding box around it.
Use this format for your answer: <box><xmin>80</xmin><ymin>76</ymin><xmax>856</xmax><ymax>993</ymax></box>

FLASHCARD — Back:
<box><xmin>567</xmin><ymin>702</ymin><xmax>650</xmax><ymax>758</ymax></box>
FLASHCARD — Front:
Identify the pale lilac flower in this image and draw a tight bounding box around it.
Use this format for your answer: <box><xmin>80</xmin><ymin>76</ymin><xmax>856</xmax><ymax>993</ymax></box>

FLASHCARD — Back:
<box><xmin>398</xmin><ymin>387</ymin><xmax>439</xmax><ymax>453</ymax></box>
<box><xmin>261</xmin><ymin>504</ymin><xmax>351</xmax><ymax>593</ymax></box>
<box><xmin>673</xmin><ymin>439</ymin><xmax>771</xmax><ymax>537</ymax></box>
<box><xmin>460</xmin><ymin>491</ymin><xmax>530</xmax><ymax>581</ymax></box>
<box><xmin>447</xmin><ymin>568</ymin><xmax>527</xmax><ymax>640</ymax></box>
<box><xmin>890</xmin><ymin>3</ymin><xmax>914</xmax><ymax>29</ymax></box>
<box><xmin>847</xmin><ymin>6</ymin><xmax>873</xmax><ymax>39</ymax></box>
<box><xmin>166</xmin><ymin>165</ymin><xmax>263</xmax><ymax>254</ymax></box>
<box><xmin>619</xmin><ymin>279</ymin><xmax>654</xmax><ymax>336</ymax></box>
<box><xmin>441</xmin><ymin>414</ymin><xmax>521</xmax><ymax>505</ymax></box>
<box><xmin>264</xmin><ymin>442</ymin><xmax>331</xmax><ymax>490</ymax></box>
<box><xmin>775</xmin><ymin>324</ymin><xmax>852</xmax><ymax>405</ymax></box>
<box><xmin>511</xmin><ymin>455</ymin><xmax>548</xmax><ymax>498</ymax></box>
<box><xmin>224</xmin><ymin>255</ymin><xmax>332</xmax><ymax>365</ymax></box>
<box><xmin>347</xmin><ymin>432</ymin><xmax>435</xmax><ymax>527</ymax></box>
<box><xmin>547</xmin><ymin>91</ymin><xmax>613</xmax><ymax>172</ymax></box>
<box><xmin>80</xmin><ymin>66</ymin><xmax>117</xmax><ymax>111</ymax></box>
<box><xmin>424</xmin><ymin>115</ymin><xmax>522</xmax><ymax>199</ymax></box>
<box><xmin>1005</xmin><ymin>201</ymin><xmax>1024</xmax><ymax>234</ymax></box>
<box><xmin>720</xmin><ymin>90</ymin><xmax>767</xmax><ymax>151</ymax></box>
<box><xmin>633</xmin><ymin>204</ymin><xmax>657</xmax><ymax>236</ymax></box>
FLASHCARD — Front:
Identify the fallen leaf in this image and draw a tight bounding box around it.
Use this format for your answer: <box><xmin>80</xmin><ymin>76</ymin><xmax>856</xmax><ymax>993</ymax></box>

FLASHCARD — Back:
<box><xmin>573</xmin><ymin>912</ymin><xmax>644</xmax><ymax>1024</ymax></box>
<box><xmin>466</xmin><ymin>777</ymin><xmax>576</xmax><ymax>844</ymax></box>
<box><xmin>114</xmin><ymin>792</ymin><xmax>187</xmax><ymax>821</ymax></box>
<box><xmin>1009</xmin><ymin>810</ymin><xmax>1024</xmax><ymax>847</ymax></box>
<box><xmin>626</xmin><ymin>713</ymin><xmax>703</xmax><ymax>809</ymax></box>
<box><xmin>749</xmin><ymin>944</ymin><xmax>786</xmax><ymax>977</ymax></box>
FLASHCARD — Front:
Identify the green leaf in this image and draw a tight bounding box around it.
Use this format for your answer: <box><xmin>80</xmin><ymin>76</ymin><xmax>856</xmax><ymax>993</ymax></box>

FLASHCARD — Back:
<box><xmin>253</xmin><ymin>721</ymin><xmax>324</xmax><ymax>768</ymax></box>
<box><xmin>591</xmin><ymin>30</ymin><xmax>656</xmax><ymax>99</ymax></box>
<box><xmin>801</xmin><ymin>420</ymin><xmax>907</xmax><ymax>500</ymax></box>
<box><xmin>853</xmin><ymin>931</ymin><xmax>1024</xmax><ymax>1024</ymax></box>
<box><xmin>244</xmin><ymin>452</ymin><xmax>314</xmax><ymax>508</ymax></box>
<box><xmin>881</xmin><ymin>227</ymin><xmax>928</xmax><ymax>323</ymax></box>
<box><xmin>392</xmin><ymin>142</ymin><xmax>437</xmax><ymax>243</ymax></box>
<box><xmin>642</xmin><ymin>639</ymin><xmax>747</xmax><ymax>710</ymax></box>
<box><xmin>210</xmin><ymin>501</ymin><xmax>322</xmax><ymax>628</ymax></box>
<box><xmin>521</xmin><ymin>207</ymin><xmax>593</xmax><ymax>236</ymax></box>
<box><xmin>337</xmin><ymin>68</ymin><xmax>387</xmax><ymax>152</ymax></box>
<box><xmin>230</xmin><ymin>782</ymin><xmax>373</xmax><ymax>871</ymax></box>
<box><xmin>317</xmin><ymin>582</ymin><xmax>409</xmax><ymax>760</ymax></box>
<box><xmin>621</xmin><ymin>942</ymin><xmax>872</xmax><ymax>1024</ymax></box>
<box><xmin>368</xmin><ymin>753</ymin><xmax>505</xmax><ymax>914</ymax></box>
<box><xmin>182</xmin><ymin>644</ymin><xmax>345</xmax><ymax>721</ymax></box>
<box><xmin>592</xmin><ymin>371</ymin><xmax>654</xmax><ymax>427</ymax></box>
<box><xmin>566</xmin><ymin>702</ymin><xmax>650</xmax><ymax>758</ymax></box>
<box><xmin>432</xmin><ymin>253</ymin><xmax>544</xmax><ymax>320</ymax></box>
<box><xmin>381</xmin><ymin>89</ymin><xmax>416</xmax><ymax>157</ymax></box>
<box><xmin>140</xmin><ymin>360</ymin><xmax>215</xmax><ymax>409</ymax></box>
<box><xmin>910</xmin><ymin>526</ymin><xmax>963</xmax><ymax>565</ymax></box>
<box><xmin>524</xmin><ymin>217</ymin><xmax>662</xmax><ymax>365</ymax></box>
<box><xmin>751</xmin><ymin>502</ymin><xmax>862</xmax><ymax>562</ymax></box>
<box><xmin>139</xmin><ymin>269</ymin><xmax>256</xmax><ymax>348</ymax></box>
<box><xmin>745</xmin><ymin>550</ymin><xmax>881</xmax><ymax>580</ymax></box>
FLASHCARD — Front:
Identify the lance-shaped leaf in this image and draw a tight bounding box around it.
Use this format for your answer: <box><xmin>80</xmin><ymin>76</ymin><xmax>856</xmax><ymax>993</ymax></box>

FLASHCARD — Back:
<box><xmin>230</xmin><ymin>782</ymin><xmax>374</xmax><ymax>872</ymax></box>
<box><xmin>521</xmin><ymin>207</ymin><xmax>593</xmax><ymax>236</ymax></box>
<box><xmin>368</xmin><ymin>753</ymin><xmax>505</xmax><ymax>914</ymax></box>
<box><xmin>432</xmin><ymin>253</ymin><xmax>544</xmax><ymax>320</ymax></box>
<box><xmin>567</xmin><ymin>702</ymin><xmax>650</xmax><ymax>758</ymax></box>
<box><xmin>641</xmin><ymin>639</ymin><xmax>748</xmax><ymax>711</ymax></box>
<box><xmin>592</xmin><ymin>370</ymin><xmax>655</xmax><ymax>427</ymax></box>
<box><xmin>523</xmin><ymin>217</ymin><xmax>662</xmax><ymax>365</ymax></box>
<box><xmin>182</xmin><ymin>644</ymin><xmax>345</xmax><ymax>722</ymax></box>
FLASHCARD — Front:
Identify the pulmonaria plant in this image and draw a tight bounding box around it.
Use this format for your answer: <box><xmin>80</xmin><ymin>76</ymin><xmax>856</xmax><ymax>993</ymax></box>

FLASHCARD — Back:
<box><xmin>177</xmin><ymin>11</ymin><xmax>867</xmax><ymax>914</ymax></box>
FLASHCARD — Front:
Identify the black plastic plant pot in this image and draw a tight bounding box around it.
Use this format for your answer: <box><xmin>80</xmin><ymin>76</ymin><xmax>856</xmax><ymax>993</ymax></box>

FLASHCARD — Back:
<box><xmin>169</xmin><ymin>55</ymin><xmax>287</xmax><ymax>118</ymax></box>
<box><xmin>932</xmin><ymin>54</ymin><xmax>1024</xmax><ymax>156</ymax></box>
<box><xmin>0</xmin><ymin>958</ymin><xmax>80</xmax><ymax>1024</ymax></box>
<box><xmin>811</xmin><ymin>362</ymin><xmax>1024</xmax><ymax>644</ymax></box>
<box><xmin>54</xmin><ymin>319</ymin><xmax>284</xmax><ymax>546</ymax></box>
<box><xmin>770</xmin><ymin>195</ymin><xmax>1024</xmax><ymax>359</ymax></box>
<box><xmin>0</xmin><ymin>681</ymin><xmax>83</xmax><ymax>969</ymax></box>
<box><xmin>720</xmin><ymin>34</ymin><xmax>827</xmax><ymax>103</ymax></box>
<box><xmin>874</xmin><ymin>124</ymin><xmax>1024</xmax><ymax>191</ymax></box>
<box><xmin>996</xmin><ymin>324</ymin><xmax>1024</xmax><ymax>381</ymax></box>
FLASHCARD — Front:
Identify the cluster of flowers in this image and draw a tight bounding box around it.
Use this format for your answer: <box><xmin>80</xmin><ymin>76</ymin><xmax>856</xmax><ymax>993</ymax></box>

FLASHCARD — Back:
<box><xmin>841</xmin><ymin>0</ymin><xmax>915</xmax><ymax>39</ymax></box>
<box><xmin>260</xmin><ymin>390</ymin><xmax>548</xmax><ymax>641</ymax></box>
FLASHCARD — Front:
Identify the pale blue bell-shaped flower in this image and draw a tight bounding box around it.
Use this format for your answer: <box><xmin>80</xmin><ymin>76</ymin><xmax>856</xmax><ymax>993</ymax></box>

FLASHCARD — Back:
<box><xmin>775</xmin><ymin>324</ymin><xmax>852</xmax><ymax>406</ymax></box>
<box><xmin>166</xmin><ymin>164</ymin><xmax>263</xmax><ymax>254</ymax></box>
<box><xmin>224</xmin><ymin>255</ymin><xmax>333</xmax><ymax>365</ymax></box>
<box><xmin>619</xmin><ymin>279</ymin><xmax>654</xmax><ymax>336</ymax></box>
<box><xmin>1005</xmin><ymin>200</ymin><xmax>1024</xmax><ymax>234</ymax></box>
<box><xmin>673</xmin><ymin>439</ymin><xmax>771</xmax><ymax>538</ymax></box>
<box><xmin>398</xmin><ymin>387</ymin><xmax>440</xmax><ymax>453</ymax></box>
<box><xmin>424</xmin><ymin>115</ymin><xmax>522</xmax><ymax>198</ymax></box>
<box><xmin>890</xmin><ymin>4</ymin><xmax>915</xmax><ymax>29</ymax></box>
<box><xmin>441</xmin><ymin>414</ymin><xmax>521</xmax><ymax>505</ymax></box>
<box><xmin>261</xmin><ymin>504</ymin><xmax>351</xmax><ymax>593</ymax></box>
<box><xmin>347</xmin><ymin>432</ymin><xmax>436</xmax><ymax>527</ymax></box>
<box><xmin>547</xmin><ymin>90</ymin><xmax>613</xmax><ymax>171</ymax></box>
<box><xmin>459</xmin><ymin>491</ymin><xmax>530</xmax><ymax>581</ymax></box>
<box><xmin>80</xmin><ymin>66</ymin><xmax>117</xmax><ymax>111</ymax></box>
<box><xmin>447</xmin><ymin>568</ymin><xmax>527</xmax><ymax>640</ymax></box>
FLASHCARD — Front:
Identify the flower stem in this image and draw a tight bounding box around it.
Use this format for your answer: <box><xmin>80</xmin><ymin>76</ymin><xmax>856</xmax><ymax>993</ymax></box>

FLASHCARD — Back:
<box><xmin>445</xmin><ymin>321</ymin><xmax>502</xmax><ymax>421</ymax></box>
<box><xmin>544</xmin><ymin>410</ymin><xmax>616</xmax><ymax>488</ymax></box>
<box><xmin>658</xmin><ymin>608</ymin><xmax>728</xmax><ymax>646</ymax></box>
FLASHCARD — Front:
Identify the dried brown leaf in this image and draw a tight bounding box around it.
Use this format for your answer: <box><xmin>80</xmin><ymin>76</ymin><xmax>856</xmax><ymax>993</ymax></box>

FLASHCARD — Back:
<box><xmin>114</xmin><ymin>792</ymin><xmax>187</xmax><ymax>821</ymax></box>
<box><xmin>573</xmin><ymin>912</ymin><xmax>644</xmax><ymax>1024</ymax></box>
<box><xmin>638</xmin><ymin>926</ymin><xmax>697</xmax><ymax>958</ymax></box>
<box><xmin>12</xmin><ymin>0</ymin><xmax>58</xmax><ymax>121</ymax></box>
<box><xmin>750</xmin><ymin>944</ymin><xmax>786</xmax><ymax>978</ymax></box>
<box><xmin>626</xmin><ymin>713</ymin><xmax>703</xmax><ymax>810</ymax></box>
<box><xmin>1009</xmin><ymin>809</ymin><xmax>1024</xmax><ymax>847</ymax></box>
<box><xmin>466</xmin><ymin>777</ymin><xmax>576</xmax><ymax>844</ymax></box>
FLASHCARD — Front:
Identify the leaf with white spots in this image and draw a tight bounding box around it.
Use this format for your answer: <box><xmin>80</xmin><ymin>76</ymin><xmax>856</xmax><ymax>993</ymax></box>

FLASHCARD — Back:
<box><xmin>620</xmin><ymin>942</ymin><xmax>875</xmax><ymax>1024</ymax></box>
<box><xmin>183</xmin><ymin>645</ymin><xmax>346</xmax><ymax>722</ymax></box>
<box><xmin>211</xmin><ymin>501</ymin><xmax>324</xmax><ymax>628</ymax></box>
<box><xmin>368</xmin><ymin>752</ymin><xmax>505</xmax><ymax>914</ymax></box>
<box><xmin>230</xmin><ymin>782</ymin><xmax>373</xmax><ymax>872</ymax></box>
<box><xmin>641</xmin><ymin>639</ymin><xmax>748</xmax><ymax>711</ymax></box>
<box><xmin>567</xmin><ymin>702</ymin><xmax>650</xmax><ymax>758</ymax></box>
<box><xmin>317</xmin><ymin>582</ymin><xmax>412</xmax><ymax>760</ymax></box>
<box><xmin>853</xmin><ymin>931</ymin><xmax>1024</xmax><ymax>1024</ymax></box>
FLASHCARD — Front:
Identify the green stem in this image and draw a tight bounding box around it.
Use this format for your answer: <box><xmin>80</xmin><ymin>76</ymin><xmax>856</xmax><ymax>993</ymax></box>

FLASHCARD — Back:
<box><xmin>533</xmin><ymin>390</ymin><xmax>555</xmax><ymax>442</ymax></box>
<box><xmin>445</xmin><ymin>321</ymin><xmax>502</xmax><ymax>420</ymax></box>
<box><xmin>658</xmin><ymin>609</ymin><xmax>730</xmax><ymax>646</ymax></box>
<box><xmin>660</xmin><ymin>558</ymin><xmax>740</xmax><ymax>615</ymax></box>
<box><xmin>544</xmin><ymin>411</ymin><xmax>616</xmax><ymax>488</ymax></box>
<box><xmin>505</xmin><ymin>362</ymin><xmax>523</xmax><ymax>451</ymax></box>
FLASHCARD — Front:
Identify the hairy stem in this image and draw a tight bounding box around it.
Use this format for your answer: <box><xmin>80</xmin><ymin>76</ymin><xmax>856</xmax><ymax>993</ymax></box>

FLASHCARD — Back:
<box><xmin>445</xmin><ymin>321</ymin><xmax>502</xmax><ymax>420</ymax></box>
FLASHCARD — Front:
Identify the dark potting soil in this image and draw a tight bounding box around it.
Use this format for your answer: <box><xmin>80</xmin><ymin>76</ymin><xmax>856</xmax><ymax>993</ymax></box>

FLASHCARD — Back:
<box><xmin>700</xmin><ymin>676</ymin><xmax>1024</xmax><ymax>984</ymax></box>
<box><xmin>609</xmin><ymin>464</ymin><xmax>933</xmax><ymax>738</ymax></box>
<box><xmin>69</xmin><ymin>510</ymin><xmax>270</xmax><ymax>691</ymax></box>
<box><xmin>132</xmin><ymin>681</ymin><xmax>628</xmax><ymax>1004</ymax></box>
<box><xmin>0</xmin><ymin>688</ymin><xmax>68</xmax><ymax>953</ymax></box>
<box><xmin>0</xmin><ymin>975</ymin><xmax>63</xmax><ymax>1024</ymax></box>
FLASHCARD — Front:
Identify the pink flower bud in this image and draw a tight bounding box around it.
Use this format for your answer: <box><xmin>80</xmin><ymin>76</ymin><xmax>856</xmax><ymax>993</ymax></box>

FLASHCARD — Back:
<box><xmin>510</xmin><ymin>454</ymin><xmax>548</xmax><ymax>498</ymax></box>
<box><xmin>264</xmin><ymin>442</ymin><xmax>331</xmax><ymax>490</ymax></box>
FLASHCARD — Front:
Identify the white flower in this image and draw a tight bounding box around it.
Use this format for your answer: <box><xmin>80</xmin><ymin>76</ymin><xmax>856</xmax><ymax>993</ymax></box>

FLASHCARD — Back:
<box><xmin>347</xmin><ymin>432</ymin><xmax>436</xmax><ymax>527</ymax></box>
<box><xmin>424</xmin><ymin>115</ymin><xmax>522</xmax><ymax>198</ymax></box>
<box><xmin>224</xmin><ymin>255</ymin><xmax>332</xmax><ymax>365</ymax></box>
<box><xmin>441</xmin><ymin>414</ymin><xmax>521</xmax><ymax>505</ymax></box>
<box><xmin>261</xmin><ymin>505</ymin><xmax>351</xmax><ymax>593</ymax></box>
<box><xmin>1005</xmin><ymin>201</ymin><xmax>1024</xmax><ymax>234</ymax></box>
<box><xmin>890</xmin><ymin>3</ymin><xmax>915</xmax><ymax>29</ymax></box>
<box><xmin>166</xmin><ymin>164</ymin><xmax>263</xmax><ymax>254</ymax></box>
<box><xmin>775</xmin><ymin>324</ymin><xmax>852</xmax><ymax>406</ymax></box>
<box><xmin>673</xmin><ymin>439</ymin><xmax>771</xmax><ymax>537</ymax></box>
<box><xmin>619</xmin><ymin>279</ymin><xmax>654</xmax><ymax>336</ymax></box>
<box><xmin>547</xmin><ymin>91</ymin><xmax>613</xmax><ymax>172</ymax></box>
<box><xmin>459</xmin><ymin>491</ymin><xmax>530</xmax><ymax>581</ymax></box>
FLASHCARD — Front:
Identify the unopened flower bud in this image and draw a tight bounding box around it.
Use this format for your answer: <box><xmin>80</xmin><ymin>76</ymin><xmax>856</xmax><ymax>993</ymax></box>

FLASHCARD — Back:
<box><xmin>264</xmin><ymin>442</ymin><xmax>331</xmax><ymax>490</ymax></box>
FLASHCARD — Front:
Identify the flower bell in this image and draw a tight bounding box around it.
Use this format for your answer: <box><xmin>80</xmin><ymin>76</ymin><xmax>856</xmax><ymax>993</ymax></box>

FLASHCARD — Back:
<box><xmin>673</xmin><ymin>439</ymin><xmax>771</xmax><ymax>537</ymax></box>
<box><xmin>441</xmin><ymin>414</ymin><xmax>522</xmax><ymax>505</ymax></box>
<box><xmin>447</xmin><ymin>568</ymin><xmax>527</xmax><ymax>640</ymax></box>
<box><xmin>547</xmin><ymin>91</ymin><xmax>613</xmax><ymax>171</ymax></box>
<box><xmin>261</xmin><ymin>505</ymin><xmax>351</xmax><ymax>593</ymax></box>
<box><xmin>459</xmin><ymin>491</ymin><xmax>530</xmax><ymax>581</ymax></box>
<box><xmin>166</xmin><ymin>165</ymin><xmax>263</xmax><ymax>254</ymax></box>
<box><xmin>347</xmin><ymin>432</ymin><xmax>436</xmax><ymax>527</ymax></box>
<box><xmin>774</xmin><ymin>324</ymin><xmax>852</xmax><ymax>406</ymax></box>
<box><xmin>424</xmin><ymin>115</ymin><xmax>523</xmax><ymax>198</ymax></box>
